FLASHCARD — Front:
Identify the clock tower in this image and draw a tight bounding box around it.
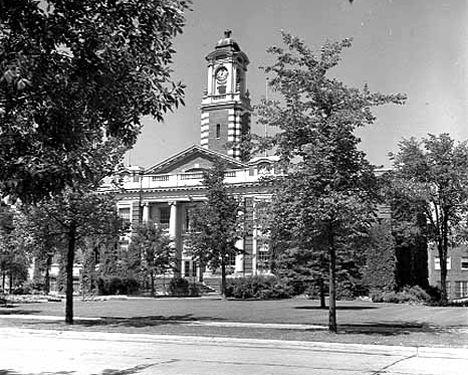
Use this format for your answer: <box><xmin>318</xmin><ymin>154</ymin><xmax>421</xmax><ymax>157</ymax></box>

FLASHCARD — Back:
<box><xmin>200</xmin><ymin>31</ymin><xmax>252</xmax><ymax>161</ymax></box>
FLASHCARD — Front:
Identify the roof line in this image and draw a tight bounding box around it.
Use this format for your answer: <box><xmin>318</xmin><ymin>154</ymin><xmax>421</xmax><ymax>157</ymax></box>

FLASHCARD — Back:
<box><xmin>145</xmin><ymin>144</ymin><xmax>247</xmax><ymax>174</ymax></box>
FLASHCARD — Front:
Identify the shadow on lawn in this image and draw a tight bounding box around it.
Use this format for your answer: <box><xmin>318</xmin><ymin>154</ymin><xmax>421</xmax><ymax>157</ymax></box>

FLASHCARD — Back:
<box><xmin>24</xmin><ymin>314</ymin><xmax>225</xmax><ymax>328</ymax></box>
<box><xmin>337</xmin><ymin>322</ymin><xmax>438</xmax><ymax>336</ymax></box>
<box><xmin>78</xmin><ymin>314</ymin><xmax>225</xmax><ymax>328</ymax></box>
<box><xmin>0</xmin><ymin>309</ymin><xmax>43</xmax><ymax>315</ymax></box>
<box><xmin>295</xmin><ymin>305</ymin><xmax>377</xmax><ymax>310</ymax></box>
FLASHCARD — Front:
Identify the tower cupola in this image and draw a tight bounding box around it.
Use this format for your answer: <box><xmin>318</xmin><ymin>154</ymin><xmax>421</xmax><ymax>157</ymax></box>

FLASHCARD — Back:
<box><xmin>200</xmin><ymin>30</ymin><xmax>252</xmax><ymax>161</ymax></box>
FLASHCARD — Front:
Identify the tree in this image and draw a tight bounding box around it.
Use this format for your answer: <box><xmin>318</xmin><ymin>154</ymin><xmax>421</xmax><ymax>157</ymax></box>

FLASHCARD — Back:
<box><xmin>390</xmin><ymin>134</ymin><xmax>468</xmax><ymax>303</ymax></box>
<box><xmin>0</xmin><ymin>0</ymin><xmax>189</xmax><ymax>202</ymax></box>
<box><xmin>188</xmin><ymin>162</ymin><xmax>243</xmax><ymax>298</ymax></box>
<box><xmin>81</xmin><ymin>220</ymin><xmax>121</xmax><ymax>298</ymax></box>
<box><xmin>24</xmin><ymin>188</ymin><xmax>122</xmax><ymax>323</ymax></box>
<box><xmin>258</xmin><ymin>32</ymin><xmax>405</xmax><ymax>332</ymax></box>
<box><xmin>126</xmin><ymin>221</ymin><xmax>173</xmax><ymax>296</ymax></box>
<box><xmin>0</xmin><ymin>203</ymin><xmax>29</xmax><ymax>293</ymax></box>
<box><xmin>362</xmin><ymin>220</ymin><xmax>396</xmax><ymax>294</ymax></box>
<box><xmin>380</xmin><ymin>173</ymin><xmax>428</xmax><ymax>290</ymax></box>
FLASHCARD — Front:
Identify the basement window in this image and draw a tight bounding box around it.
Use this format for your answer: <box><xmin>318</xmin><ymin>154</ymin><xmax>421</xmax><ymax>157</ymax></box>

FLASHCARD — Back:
<box><xmin>461</xmin><ymin>258</ymin><xmax>468</xmax><ymax>270</ymax></box>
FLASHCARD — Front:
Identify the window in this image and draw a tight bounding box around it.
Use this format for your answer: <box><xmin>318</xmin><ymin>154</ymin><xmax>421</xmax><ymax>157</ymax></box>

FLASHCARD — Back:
<box><xmin>94</xmin><ymin>249</ymin><xmax>100</xmax><ymax>264</ymax></box>
<box><xmin>226</xmin><ymin>253</ymin><xmax>236</xmax><ymax>267</ymax></box>
<box><xmin>152</xmin><ymin>175</ymin><xmax>169</xmax><ymax>182</ymax></box>
<box><xmin>461</xmin><ymin>258</ymin><xmax>468</xmax><ymax>270</ymax></box>
<box><xmin>434</xmin><ymin>257</ymin><xmax>451</xmax><ymax>270</ymax></box>
<box><xmin>455</xmin><ymin>281</ymin><xmax>468</xmax><ymax>299</ymax></box>
<box><xmin>159</xmin><ymin>207</ymin><xmax>170</xmax><ymax>225</ymax></box>
<box><xmin>118</xmin><ymin>207</ymin><xmax>131</xmax><ymax>224</ymax></box>
<box><xmin>256</xmin><ymin>241</ymin><xmax>269</xmax><ymax>270</ymax></box>
<box><xmin>184</xmin><ymin>207</ymin><xmax>197</xmax><ymax>233</ymax></box>
<box><xmin>216</xmin><ymin>124</ymin><xmax>221</xmax><ymax>139</ymax></box>
<box><xmin>184</xmin><ymin>261</ymin><xmax>191</xmax><ymax>277</ymax></box>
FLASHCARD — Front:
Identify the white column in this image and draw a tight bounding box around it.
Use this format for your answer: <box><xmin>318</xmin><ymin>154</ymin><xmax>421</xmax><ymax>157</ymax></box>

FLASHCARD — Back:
<box><xmin>169</xmin><ymin>201</ymin><xmax>177</xmax><ymax>239</ymax></box>
<box><xmin>169</xmin><ymin>201</ymin><xmax>182</xmax><ymax>277</ymax></box>
<box><xmin>142</xmin><ymin>203</ymin><xmax>150</xmax><ymax>222</ymax></box>
<box><xmin>235</xmin><ymin>239</ymin><xmax>244</xmax><ymax>273</ymax></box>
<box><xmin>252</xmin><ymin>228</ymin><xmax>258</xmax><ymax>275</ymax></box>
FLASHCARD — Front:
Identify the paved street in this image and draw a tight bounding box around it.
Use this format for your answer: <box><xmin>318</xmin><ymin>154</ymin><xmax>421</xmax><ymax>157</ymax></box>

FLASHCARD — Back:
<box><xmin>0</xmin><ymin>328</ymin><xmax>467</xmax><ymax>375</ymax></box>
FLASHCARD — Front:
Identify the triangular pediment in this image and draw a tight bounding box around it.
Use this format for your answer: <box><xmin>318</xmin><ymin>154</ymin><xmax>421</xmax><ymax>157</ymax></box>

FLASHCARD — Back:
<box><xmin>145</xmin><ymin>145</ymin><xmax>247</xmax><ymax>175</ymax></box>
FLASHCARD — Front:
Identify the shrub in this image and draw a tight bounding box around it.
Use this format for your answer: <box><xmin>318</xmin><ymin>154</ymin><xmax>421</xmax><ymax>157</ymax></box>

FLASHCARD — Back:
<box><xmin>10</xmin><ymin>281</ymin><xmax>47</xmax><ymax>295</ymax></box>
<box><xmin>97</xmin><ymin>276</ymin><xmax>139</xmax><ymax>295</ymax></box>
<box><xmin>279</xmin><ymin>277</ymin><xmax>316</xmax><ymax>296</ymax></box>
<box><xmin>371</xmin><ymin>285</ymin><xmax>431</xmax><ymax>304</ymax></box>
<box><xmin>168</xmin><ymin>277</ymin><xmax>200</xmax><ymax>297</ymax></box>
<box><xmin>225</xmin><ymin>275</ymin><xmax>292</xmax><ymax>300</ymax></box>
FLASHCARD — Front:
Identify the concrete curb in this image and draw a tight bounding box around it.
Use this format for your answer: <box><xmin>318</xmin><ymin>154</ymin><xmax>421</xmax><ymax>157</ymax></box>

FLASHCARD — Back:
<box><xmin>1</xmin><ymin>327</ymin><xmax>467</xmax><ymax>359</ymax></box>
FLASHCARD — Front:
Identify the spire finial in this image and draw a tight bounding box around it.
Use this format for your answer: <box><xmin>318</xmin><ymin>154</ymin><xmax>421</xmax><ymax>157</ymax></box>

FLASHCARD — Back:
<box><xmin>224</xmin><ymin>29</ymin><xmax>232</xmax><ymax>38</ymax></box>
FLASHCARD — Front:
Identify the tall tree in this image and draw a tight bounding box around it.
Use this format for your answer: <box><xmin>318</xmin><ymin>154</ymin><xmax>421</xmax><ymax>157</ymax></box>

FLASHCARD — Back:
<box><xmin>390</xmin><ymin>134</ymin><xmax>468</xmax><ymax>303</ymax></box>
<box><xmin>0</xmin><ymin>203</ymin><xmax>29</xmax><ymax>293</ymax></box>
<box><xmin>22</xmin><ymin>189</ymin><xmax>122</xmax><ymax>323</ymax></box>
<box><xmin>126</xmin><ymin>221</ymin><xmax>173</xmax><ymax>296</ymax></box>
<box><xmin>259</xmin><ymin>32</ymin><xmax>405</xmax><ymax>332</ymax></box>
<box><xmin>0</xmin><ymin>0</ymin><xmax>189</xmax><ymax>202</ymax></box>
<box><xmin>381</xmin><ymin>174</ymin><xmax>428</xmax><ymax>290</ymax></box>
<box><xmin>188</xmin><ymin>163</ymin><xmax>243</xmax><ymax>298</ymax></box>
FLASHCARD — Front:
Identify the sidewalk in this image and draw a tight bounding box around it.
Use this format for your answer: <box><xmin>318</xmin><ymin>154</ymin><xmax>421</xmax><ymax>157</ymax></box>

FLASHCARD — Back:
<box><xmin>1</xmin><ymin>327</ymin><xmax>467</xmax><ymax>360</ymax></box>
<box><xmin>1</xmin><ymin>315</ymin><xmax>468</xmax><ymax>360</ymax></box>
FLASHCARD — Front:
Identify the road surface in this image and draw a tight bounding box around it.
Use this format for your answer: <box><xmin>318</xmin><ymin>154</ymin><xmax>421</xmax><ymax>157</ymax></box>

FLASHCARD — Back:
<box><xmin>0</xmin><ymin>328</ymin><xmax>467</xmax><ymax>374</ymax></box>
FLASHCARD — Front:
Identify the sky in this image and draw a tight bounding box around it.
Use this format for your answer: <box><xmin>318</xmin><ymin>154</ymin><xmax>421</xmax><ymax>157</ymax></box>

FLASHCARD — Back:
<box><xmin>128</xmin><ymin>0</ymin><xmax>467</xmax><ymax>169</ymax></box>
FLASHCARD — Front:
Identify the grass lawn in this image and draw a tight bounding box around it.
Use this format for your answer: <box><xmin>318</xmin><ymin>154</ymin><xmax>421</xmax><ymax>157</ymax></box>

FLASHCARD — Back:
<box><xmin>1</xmin><ymin>297</ymin><xmax>467</xmax><ymax>348</ymax></box>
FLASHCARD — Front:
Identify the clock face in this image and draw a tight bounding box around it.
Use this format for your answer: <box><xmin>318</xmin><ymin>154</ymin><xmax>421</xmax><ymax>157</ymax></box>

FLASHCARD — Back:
<box><xmin>216</xmin><ymin>67</ymin><xmax>228</xmax><ymax>82</ymax></box>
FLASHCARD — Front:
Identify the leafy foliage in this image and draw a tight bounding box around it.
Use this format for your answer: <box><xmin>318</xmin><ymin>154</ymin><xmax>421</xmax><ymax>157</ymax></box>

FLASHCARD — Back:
<box><xmin>168</xmin><ymin>276</ymin><xmax>199</xmax><ymax>297</ymax></box>
<box><xmin>390</xmin><ymin>134</ymin><xmax>468</xmax><ymax>303</ymax></box>
<box><xmin>380</xmin><ymin>173</ymin><xmax>429</xmax><ymax>290</ymax></box>
<box><xmin>97</xmin><ymin>275</ymin><xmax>139</xmax><ymax>296</ymax></box>
<box><xmin>0</xmin><ymin>203</ymin><xmax>29</xmax><ymax>293</ymax></box>
<box><xmin>15</xmin><ymin>187</ymin><xmax>122</xmax><ymax>322</ymax></box>
<box><xmin>188</xmin><ymin>162</ymin><xmax>244</xmax><ymax>298</ymax></box>
<box><xmin>362</xmin><ymin>220</ymin><xmax>396</xmax><ymax>293</ymax></box>
<box><xmin>371</xmin><ymin>285</ymin><xmax>432</xmax><ymax>305</ymax></box>
<box><xmin>225</xmin><ymin>275</ymin><xmax>292</xmax><ymax>300</ymax></box>
<box><xmin>0</xmin><ymin>0</ymin><xmax>190</xmax><ymax>201</ymax></box>
<box><xmin>125</xmin><ymin>221</ymin><xmax>174</xmax><ymax>296</ymax></box>
<box><xmin>259</xmin><ymin>32</ymin><xmax>405</xmax><ymax>331</ymax></box>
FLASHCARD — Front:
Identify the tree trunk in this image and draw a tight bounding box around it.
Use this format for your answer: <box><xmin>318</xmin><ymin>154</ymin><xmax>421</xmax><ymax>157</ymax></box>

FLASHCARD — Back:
<box><xmin>44</xmin><ymin>255</ymin><xmax>52</xmax><ymax>295</ymax></box>
<box><xmin>220</xmin><ymin>260</ymin><xmax>226</xmax><ymax>299</ymax></box>
<box><xmin>439</xmin><ymin>211</ymin><xmax>450</xmax><ymax>305</ymax></box>
<box><xmin>329</xmin><ymin>237</ymin><xmax>337</xmax><ymax>333</ymax></box>
<box><xmin>319</xmin><ymin>278</ymin><xmax>326</xmax><ymax>309</ymax></box>
<box><xmin>65</xmin><ymin>223</ymin><xmax>77</xmax><ymax>324</ymax></box>
<box><xmin>150</xmin><ymin>271</ymin><xmax>155</xmax><ymax>297</ymax></box>
<box><xmin>439</xmin><ymin>242</ymin><xmax>448</xmax><ymax>305</ymax></box>
<box><xmin>9</xmin><ymin>271</ymin><xmax>13</xmax><ymax>294</ymax></box>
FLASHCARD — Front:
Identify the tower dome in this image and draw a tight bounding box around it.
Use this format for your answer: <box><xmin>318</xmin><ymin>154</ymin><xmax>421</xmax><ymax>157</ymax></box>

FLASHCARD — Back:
<box><xmin>215</xmin><ymin>30</ymin><xmax>240</xmax><ymax>51</ymax></box>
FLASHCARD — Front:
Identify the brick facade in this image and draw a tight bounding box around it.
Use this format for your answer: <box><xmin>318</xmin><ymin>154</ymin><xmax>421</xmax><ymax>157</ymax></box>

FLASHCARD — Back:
<box><xmin>428</xmin><ymin>245</ymin><xmax>468</xmax><ymax>300</ymax></box>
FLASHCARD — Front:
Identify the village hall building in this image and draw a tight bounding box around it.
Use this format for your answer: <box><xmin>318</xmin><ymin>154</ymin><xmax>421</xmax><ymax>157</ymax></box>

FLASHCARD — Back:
<box><xmin>100</xmin><ymin>31</ymin><xmax>278</xmax><ymax>281</ymax></box>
